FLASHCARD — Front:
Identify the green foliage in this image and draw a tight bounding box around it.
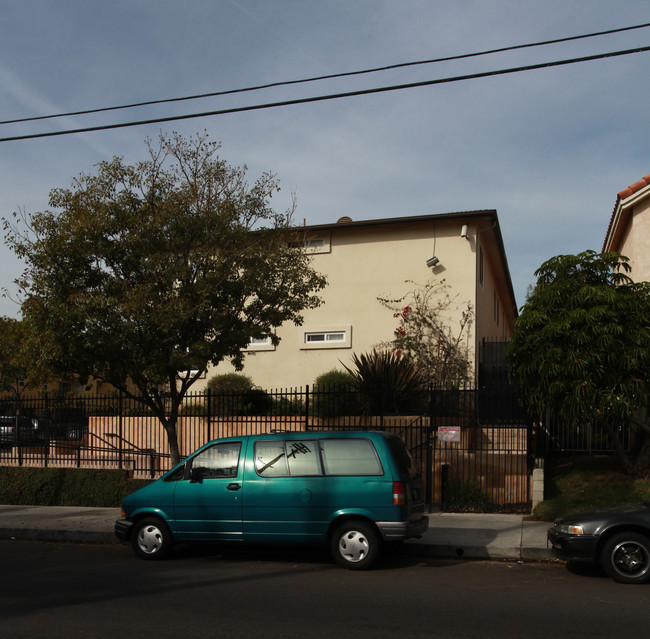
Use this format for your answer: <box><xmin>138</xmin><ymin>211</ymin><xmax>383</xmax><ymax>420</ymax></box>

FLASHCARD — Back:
<box><xmin>3</xmin><ymin>132</ymin><xmax>326</xmax><ymax>465</ymax></box>
<box><xmin>443</xmin><ymin>477</ymin><xmax>494</xmax><ymax>513</ymax></box>
<box><xmin>0</xmin><ymin>317</ymin><xmax>51</xmax><ymax>398</ymax></box>
<box><xmin>343</xmin><ymin>349</ymin><xmax>422</xmax><ymax>415</ymax></box>
<box><xmin>207</xmin><ymin>373</ymin><xmax>255</xmax><ymax>394</ymax></box>
<box><xmin>533</xmin><ymin>456</ymin><xmax>650</xmax><ymax>521</ymax></box>
<box><xmin>378</xmin><ymin>279</ymin><xmax>473</xmax><ymax>385</ymax></box>
<box><xmin>508</xmin><ymin>251</ymin><xmax>650</xmax><ymax>476</ymax></box>
<box><xmin>269</xmin><ymin>395</ymin><xmax>304</xmax><ymax>416</ymax></box>
<box><xmin>0</xmin><ymin>467</ymin><xmax>151</xmax><ymax>507</ymax></box>
<box><xmin>312</xmin><ymin>369</ymin><xmax>357</xmax><ymax>418</ymax></box>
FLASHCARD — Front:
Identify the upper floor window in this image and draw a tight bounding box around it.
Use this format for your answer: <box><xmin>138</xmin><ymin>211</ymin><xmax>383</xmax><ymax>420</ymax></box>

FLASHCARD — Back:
<box><xmin>287</xmin><ymin>231</ymin><xmax>331</xmax><ymax>255</ymax></box>
<box><xmin>301</xmin><ymin>326</ymin><xmax>351</xmax><ymax>350</ymax></box>
<box><xmin>244</xmin><ymin>335</ymin><xmax>275</xmax><ymax>352</ymax></box>
<box><xmin>305</xmin><ymin>331</ymin><xmax>345</xmax><ymax>343</ymax></box>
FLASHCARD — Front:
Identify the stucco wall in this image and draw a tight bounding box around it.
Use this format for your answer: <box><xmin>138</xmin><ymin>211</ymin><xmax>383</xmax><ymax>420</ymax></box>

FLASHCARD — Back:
<box><xmin>202</xmin><ymin>216</ymin><xmax>513</xmax><ymax>390</ymax></box>
<box><xmin>619</xmin><ymin>198</ymin><xmax>650</xmax><ymax>282</ymax></box>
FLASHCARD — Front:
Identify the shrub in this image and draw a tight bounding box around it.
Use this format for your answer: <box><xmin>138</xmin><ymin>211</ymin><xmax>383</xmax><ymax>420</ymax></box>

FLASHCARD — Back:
<box><xmin>343</xmin><ymin>349</ymin><xmax>422</xmax><ymax>415</ymax></box>
<box><xmin>207</xmin><ymin>373</ymin><xmax>255</xmax><ymax>394</ymax></box>
<box><xmin>443</xmin><ymin>477</ymin><xmax>493</xmax><ymax>513</ymax></box>
<box><xmin>206</xmin><ymin>373</ymin><xmax>271</xmax><ymax>416</ymax></box>
<box><xmin>0</xmin><ymin>467</ymin><xmax>151</xmax><ymax>507</ymax></box>
<box><xmin>312</xmin><ymin>369</ymin><xmax>358</xmax><ymax>418</ymax></box>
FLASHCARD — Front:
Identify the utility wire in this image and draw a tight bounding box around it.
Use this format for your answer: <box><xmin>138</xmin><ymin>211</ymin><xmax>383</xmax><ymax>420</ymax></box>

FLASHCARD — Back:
<box><xmin>2</xmin><ymin>44</ymin><xmax>649</xmax><ymax>143</ymax></box>
<box><xmin>1</xmin><ymin>21</ymin><xmax>650</xmax><ymax>126</ymax></box>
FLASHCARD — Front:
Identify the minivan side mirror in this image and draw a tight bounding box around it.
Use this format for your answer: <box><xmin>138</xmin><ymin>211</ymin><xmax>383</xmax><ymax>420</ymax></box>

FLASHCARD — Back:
<box><xmin>189</xmin><ymin>467</ymin><xmax>204</xmax><ymax>484</ymax></box>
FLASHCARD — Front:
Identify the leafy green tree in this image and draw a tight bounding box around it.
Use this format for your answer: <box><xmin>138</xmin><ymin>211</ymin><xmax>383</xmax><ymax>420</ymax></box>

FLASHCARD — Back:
<box><xmin>378</xmin><ymin>279</ymin><xmax>473</xmax><ymax>385</ymax></box>
<box><xmin>4</xmin><ymin>132</ymin><xmax>326</xmax><ymax>465</ymax></box>
<box><xmin>0</xmin><ymin>316</ymin><xmax>51</xmax><ymax>399</ymax></box>
<box><xmin>507</xmin><ymin>251</ymin><xmax>650</xmax><ymax>476</ymax></box>
<box><xmin>0</xmin><ymin>317</ymin><xmax>28</xmax><ymax>398</ymax></box>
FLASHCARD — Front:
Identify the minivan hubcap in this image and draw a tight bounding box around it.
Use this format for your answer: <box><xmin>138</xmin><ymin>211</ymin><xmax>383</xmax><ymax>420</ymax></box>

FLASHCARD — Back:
<box><xmin>137</xmin><ymin>524</ymin><xmax>163</xmax><ymax>554</ymax></box>
<box><xmin>338</xmin><ymin>530</ymin><xmax>369</xmax><ymax>562</ymax></box>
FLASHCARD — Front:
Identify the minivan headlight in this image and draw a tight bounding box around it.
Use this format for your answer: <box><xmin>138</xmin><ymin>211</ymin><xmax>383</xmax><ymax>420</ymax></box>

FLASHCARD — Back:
<box><xmin>556</xmin><ymin>523</ymin><xmax>585</xmax><ymax>535</ymax></box>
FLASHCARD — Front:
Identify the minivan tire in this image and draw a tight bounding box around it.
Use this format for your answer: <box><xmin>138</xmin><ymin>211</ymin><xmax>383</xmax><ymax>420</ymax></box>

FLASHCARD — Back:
<box><xmin>132</xmin><ymin>517</ymin><xmax>173</xmax><ymax>560</ymax></box>
<box><xmin>330</xmin><ymin>520</ymin><xmax>380</xmax><ymax>570</ymax></box>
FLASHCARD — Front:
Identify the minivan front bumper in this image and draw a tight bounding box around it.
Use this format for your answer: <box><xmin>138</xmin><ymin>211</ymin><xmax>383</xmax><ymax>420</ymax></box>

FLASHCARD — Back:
<box><xmin>114</xmin><ymin>518</ymin><xmax>134</xmax><ymax>541</ymax></box>
<box><xmin>376</xmin><ymin>515</ymin><xmax>429</xmax><ymax>541</ymax></box>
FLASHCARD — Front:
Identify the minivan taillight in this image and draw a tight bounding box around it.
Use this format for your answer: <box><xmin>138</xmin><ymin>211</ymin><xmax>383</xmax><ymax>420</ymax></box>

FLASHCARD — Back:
<box><xmin>393</xmin><ymin>481</ymin><xmax>406</xmax><ymax>505</ymax></box>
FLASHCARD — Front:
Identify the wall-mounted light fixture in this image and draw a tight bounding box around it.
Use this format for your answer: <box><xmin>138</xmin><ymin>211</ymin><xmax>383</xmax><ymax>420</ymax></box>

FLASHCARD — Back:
<box><xmin>426</xmin><ymin>256</ymin><xmax>440</xmax><ymax>268</ymax></box>
<box><xmin>460</xmin><ymin>224</ymin><xmax>468</xmax><ymax>239</ymax></box>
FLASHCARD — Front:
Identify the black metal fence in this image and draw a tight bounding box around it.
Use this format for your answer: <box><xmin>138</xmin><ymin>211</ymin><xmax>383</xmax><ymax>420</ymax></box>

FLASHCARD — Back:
<box><xmin>0</xmin><ymin>382</ymin><xmax>533</xmax><ymax>513</ymax></box>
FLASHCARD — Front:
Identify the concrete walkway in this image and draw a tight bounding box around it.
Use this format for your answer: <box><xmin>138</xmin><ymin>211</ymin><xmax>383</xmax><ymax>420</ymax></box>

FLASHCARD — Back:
<box><xmin>0</xmin><ymin>505</ymin><xmax>552</xmax><ymax>561</ymax></box>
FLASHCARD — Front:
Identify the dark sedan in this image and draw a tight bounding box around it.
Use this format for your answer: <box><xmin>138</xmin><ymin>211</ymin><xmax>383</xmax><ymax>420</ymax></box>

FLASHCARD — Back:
<box><xmin>548</xmin><ymin>504</ymin><xmax>650</xmax><ymax>584</ymax></box>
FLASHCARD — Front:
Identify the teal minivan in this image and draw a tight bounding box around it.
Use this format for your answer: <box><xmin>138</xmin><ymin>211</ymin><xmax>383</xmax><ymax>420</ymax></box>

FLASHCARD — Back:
<box><xmin>115</xmin><ymin>430</ymin><xmax>428</xmax><ymax>569</ymax></box>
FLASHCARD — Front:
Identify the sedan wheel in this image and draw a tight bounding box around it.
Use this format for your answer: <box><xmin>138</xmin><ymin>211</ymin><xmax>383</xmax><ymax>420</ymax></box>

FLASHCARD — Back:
<box><xmin>601</xmin><ymin>532</ymin><xmax>650</xmax><ymax>584</ymax></box>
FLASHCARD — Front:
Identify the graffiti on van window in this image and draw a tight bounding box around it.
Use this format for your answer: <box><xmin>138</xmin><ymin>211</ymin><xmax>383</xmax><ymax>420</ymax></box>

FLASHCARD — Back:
<box><xmin>258</xmin><ymin>452</ymin><xmax>285</xmax><ymax>473</ymax></box>
<box><xmin>287</xmin><ymin>442</ymin><xmax>311</xmax><ymax>458</ymax></box>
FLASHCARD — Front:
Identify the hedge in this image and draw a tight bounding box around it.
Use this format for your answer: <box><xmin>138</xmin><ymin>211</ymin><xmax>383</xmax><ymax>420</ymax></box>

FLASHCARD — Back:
<box><xmin>0</xmin><ymin>467</ymin><xmax>152</xmax><ymax>507</ymax></box>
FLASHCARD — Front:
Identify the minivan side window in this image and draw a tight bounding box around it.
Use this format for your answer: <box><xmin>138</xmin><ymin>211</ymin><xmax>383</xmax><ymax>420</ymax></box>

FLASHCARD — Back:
<box><xmin>255</xmin><ymin>440</ymin><xmax>320</xmax><ymax>477</ymax></box>
<box><xmin>320</xmin><ymin>438</ymin><xmax>383</xmax><ymax>476</ymax></box>
<box><xmin>254</xmin><ymin>438</ymin><xmax>382</xmax><ymax>477</ymax></box>
<box><xmin>190</xmin><ymin>442</ymin><xmax>242</xmax><ymax>479</ymax></box>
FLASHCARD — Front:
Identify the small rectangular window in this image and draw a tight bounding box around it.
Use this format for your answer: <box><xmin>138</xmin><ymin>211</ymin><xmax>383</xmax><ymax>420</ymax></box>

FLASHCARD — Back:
<box><xmin>244</xmin><ymin>335</ymin><xmax>275</xmax><ymax>352</ymax></box>
<box><xmin>301</xmin><ymin>326</ymin><xmax>351</xmax><ymax>349</ymax></box>
<box><xmin>305</xmin><ymin>331</ymin><xmax>345</xmax><ymax>343</ymax></box>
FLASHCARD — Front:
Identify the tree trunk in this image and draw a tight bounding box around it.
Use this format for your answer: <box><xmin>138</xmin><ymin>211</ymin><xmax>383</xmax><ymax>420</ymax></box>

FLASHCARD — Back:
<box><xmin>162</xmin><ymin>414</ymin><xmax>182</xmax><ymax>468</ymax></box>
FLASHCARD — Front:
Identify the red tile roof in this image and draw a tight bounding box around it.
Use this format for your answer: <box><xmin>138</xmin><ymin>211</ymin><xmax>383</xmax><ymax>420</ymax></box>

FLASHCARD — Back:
<box><xmin>603</xmin><ymin>173</ymin><xmax>650</xmax><ymax>252</ymax></box>
<box><xmin>617</xmin><ymin>174</ymin><xmax>650</xmax><ymax>199</ymax></box>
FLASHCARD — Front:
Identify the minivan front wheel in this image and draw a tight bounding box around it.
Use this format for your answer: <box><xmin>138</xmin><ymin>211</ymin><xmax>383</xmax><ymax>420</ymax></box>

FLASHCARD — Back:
<box><xmin>132</xmin><ymin>517</ymin><xmax>173</xmax><ymax>560</ymax></box>
<box><xmin>330</xmin><ymin>520</ymin><xmax>380</xmax><ymax>570</ymax></box>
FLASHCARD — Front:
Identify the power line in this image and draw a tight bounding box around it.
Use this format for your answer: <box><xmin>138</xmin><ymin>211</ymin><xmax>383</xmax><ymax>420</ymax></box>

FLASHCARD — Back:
<box><xmin>2</xmin><ymin>44</ymin><xmax>649</xmax><ymax>143</ymax></box>
<box><xmin>1</xmin><ymin>21</ymin><xmax>650</xmax><ymax>127</ymax></box>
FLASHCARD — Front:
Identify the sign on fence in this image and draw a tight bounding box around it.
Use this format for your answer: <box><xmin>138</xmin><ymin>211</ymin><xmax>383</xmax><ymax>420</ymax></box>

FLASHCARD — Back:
<box><xmin>437</xmin><ymin>426</ymin><xmax>461</xmax><ymax>442</ymax></box>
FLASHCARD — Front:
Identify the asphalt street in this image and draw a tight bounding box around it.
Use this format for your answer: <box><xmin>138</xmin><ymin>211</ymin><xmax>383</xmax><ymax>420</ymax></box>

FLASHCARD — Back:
<box><xmin>2</xmin><ymin>540</ymin><xmax>648</xmax><ymax>639</ymax></box>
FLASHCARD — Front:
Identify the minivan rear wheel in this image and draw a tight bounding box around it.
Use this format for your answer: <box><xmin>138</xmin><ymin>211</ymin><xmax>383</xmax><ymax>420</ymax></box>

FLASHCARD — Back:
<box><xmin>132</xmin><ymin>517</ymin><xmax>173</xmax><ymax>560</ymax></box>
<box><xmin>330</xmin><ymin>520</ymin><xmax>380</xmax><ymax>570</ymax></box>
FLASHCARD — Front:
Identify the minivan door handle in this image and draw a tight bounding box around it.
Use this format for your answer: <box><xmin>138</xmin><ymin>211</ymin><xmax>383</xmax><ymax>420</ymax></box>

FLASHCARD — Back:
<box><xmin>227</xmin><ymin>483</ymin><xmax>241</xmax><ymax>491</ymax></box>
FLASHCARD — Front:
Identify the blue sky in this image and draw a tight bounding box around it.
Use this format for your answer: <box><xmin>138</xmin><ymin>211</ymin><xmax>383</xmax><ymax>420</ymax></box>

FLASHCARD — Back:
<box><xmin>1</xmin><ymin>0</ymin><xmax>649</xmax><ymax>317</ymax></box>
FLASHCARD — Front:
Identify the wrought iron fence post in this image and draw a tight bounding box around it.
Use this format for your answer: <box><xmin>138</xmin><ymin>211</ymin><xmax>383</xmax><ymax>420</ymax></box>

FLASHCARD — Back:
<box><xmin>425</xmin><ymin>385</ymin><xmax>434</xmax><ymax>510</ymax></box>
<box><xmin>206</xmin><ymin>389</ymin><xmax>212</xmax><ymax>441</ymax></box>
<box><xmin>305</xmin><ymin>385</ymin><xmax>310</xmax><ymax>430</ymax></box>
<box><xmin>118</xmin><ymin>392</ymin><xmax>124</xmax><ymax>470</ymax></box>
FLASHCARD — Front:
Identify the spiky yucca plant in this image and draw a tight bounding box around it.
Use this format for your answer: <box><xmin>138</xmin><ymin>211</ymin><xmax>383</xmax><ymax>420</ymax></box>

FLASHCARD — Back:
<box><xmin>343</xmin><ymin>349</ymin><xmax>422</xmax><ymax>415</ymax></box>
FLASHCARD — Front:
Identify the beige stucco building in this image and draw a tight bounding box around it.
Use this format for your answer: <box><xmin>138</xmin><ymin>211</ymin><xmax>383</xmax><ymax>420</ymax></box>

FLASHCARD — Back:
<box><xmin>603</xmin><ymin>173</ymin><xmax>650</xmax><ymax>281</ymax></box>
<box><xmin>205</xmin><ymin>210</ymin><xmax>517</xmax><ymax>390</ymax></box>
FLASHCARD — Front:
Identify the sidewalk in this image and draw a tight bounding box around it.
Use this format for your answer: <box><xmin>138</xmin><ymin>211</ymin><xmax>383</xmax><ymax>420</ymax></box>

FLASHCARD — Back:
<box><xmin>0</xmin><ymin>505</ymin><xmax>552</xmax><ymax>562</ymax></box>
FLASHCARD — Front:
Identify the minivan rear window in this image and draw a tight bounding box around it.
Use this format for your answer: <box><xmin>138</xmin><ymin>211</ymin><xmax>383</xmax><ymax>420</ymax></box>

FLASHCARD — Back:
<box><xmin>320</xmin><ymin>439</ymin><xmax>382</xmax><ymax>476</ymax></box>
